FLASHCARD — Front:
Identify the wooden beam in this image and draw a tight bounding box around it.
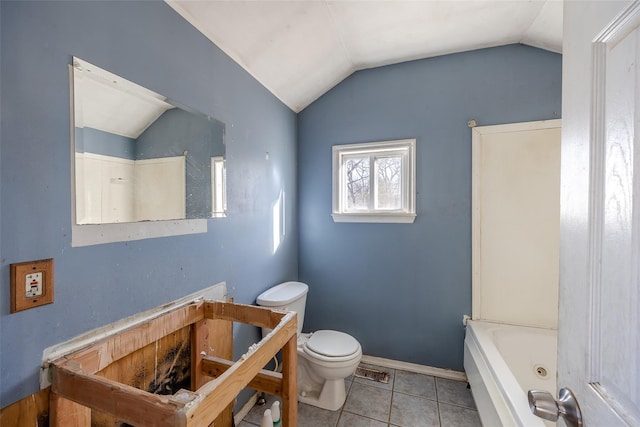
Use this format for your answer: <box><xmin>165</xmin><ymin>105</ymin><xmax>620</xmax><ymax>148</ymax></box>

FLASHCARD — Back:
<box><xmin>209</xmin><ymin>314</ymin><xmax>234</xmax><ymax>427</ymax></box>
<box><xmin>64</xmin><ymin>302</ymin><xmax>204</xmax><ymax>374</ymax></box>
<box><xmin>281</xmin><ymin>333</ymin><xmax>298</xmax><ymax>427</ymax></box>
<box><xmin>49</xmin><ymin>392</ymin><xmax>91</xmax><ymax>427</ymax></box>
<box><xmin>201</xmin><ymin>356</ymin><xmax>283</xmax><ymax>395</ymax></box>
<box><xmin>184</xmin><ymin>312</ymin><xmax>297</xmax><ymax>426</ymax></box>
<box><xmin>191</xmin><ymin>318</ymin><xmax>212</xmax><ymax>390</ymax></box>
<box><xmin>205</xmin><ymin>301</ymin><xmax>286</xmax><ymax>329</ymax></box>
<box><xmin>192</xmin><ymin>306</ymin><xmax>234</xmax><ymax>427</ymax></box>
<box><xmin>51</xmin><ymin>361</ymin><xmax>188</xmax><ymax>427</ymax></box>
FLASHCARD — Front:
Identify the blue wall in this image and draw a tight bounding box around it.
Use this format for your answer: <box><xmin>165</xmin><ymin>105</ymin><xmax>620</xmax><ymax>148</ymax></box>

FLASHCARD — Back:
<box><xmin>76</xmin><ymin>127</ymin><xmax>136</xmax><ymax>159</ymax></box>
<box><xmin>136</xmin><ymin>108</ymin><xmax>226</xmax><ymax>218</ymax></box>
<box><xmin>297</xmin><ymin>45</ymin><xmax>562</xmax><ymax>371</ymax></box>
<box><xmin>0</xmin><ymin>1</ymin><xmax>297</xmax><ymax>407</ymax></box>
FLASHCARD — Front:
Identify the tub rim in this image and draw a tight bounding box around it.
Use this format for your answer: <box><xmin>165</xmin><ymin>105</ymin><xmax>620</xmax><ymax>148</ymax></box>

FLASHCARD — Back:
<box><xmin>464</xmin><ymin>319</ymin><xmax>557</xmax><ymax>427</ymax></box>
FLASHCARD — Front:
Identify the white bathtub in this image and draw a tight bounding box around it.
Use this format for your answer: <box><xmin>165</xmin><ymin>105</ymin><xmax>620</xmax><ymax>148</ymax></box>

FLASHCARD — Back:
<box><xmin>464</xmin><ymin>320</ymin><xmax>557</xmax><ymax>427</ymax></box>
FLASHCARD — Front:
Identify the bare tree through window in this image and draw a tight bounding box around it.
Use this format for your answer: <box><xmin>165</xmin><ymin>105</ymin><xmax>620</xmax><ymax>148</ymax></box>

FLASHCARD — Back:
<box><xmin>346</xmin><ymin>157</ymin><xmax>369</xmax><ymax>209</ymax></box>
<box><xmin>345</xmin><ymin>155</ymin><xmax>402</xmax><ymax>210</ymax></box>
<box><xmin>375</xmin><ymin>156</ymin><xmax>401</xmax><ymax>210</ymax></box>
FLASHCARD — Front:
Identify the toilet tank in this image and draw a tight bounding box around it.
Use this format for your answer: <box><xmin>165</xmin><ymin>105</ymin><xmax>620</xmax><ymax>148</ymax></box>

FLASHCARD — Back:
<box><xmin>256</xmin><ymin>281</ymin><xmax>308</xmax><ymax>335</ymax></box>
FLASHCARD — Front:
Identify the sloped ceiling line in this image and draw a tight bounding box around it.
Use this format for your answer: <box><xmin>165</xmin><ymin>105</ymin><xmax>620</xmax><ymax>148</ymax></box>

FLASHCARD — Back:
<box><xmin>166</xmin><ymin>0</ymin><xmax>563</xmax><ymax>113</ymax></box>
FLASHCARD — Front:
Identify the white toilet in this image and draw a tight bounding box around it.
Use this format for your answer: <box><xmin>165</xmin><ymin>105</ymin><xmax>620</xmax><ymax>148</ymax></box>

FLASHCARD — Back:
<box><xmin>256</xmin><ymin>281</ymin><xmax>362</xmax><ymax>411</ymax></box>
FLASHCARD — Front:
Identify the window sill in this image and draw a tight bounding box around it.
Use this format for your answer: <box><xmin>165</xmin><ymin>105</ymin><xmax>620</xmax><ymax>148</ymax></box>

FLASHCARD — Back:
<box><xmin>332</xmin><ymin>213</ymin><xmax>416</xmax><ymax>224</ymax></box>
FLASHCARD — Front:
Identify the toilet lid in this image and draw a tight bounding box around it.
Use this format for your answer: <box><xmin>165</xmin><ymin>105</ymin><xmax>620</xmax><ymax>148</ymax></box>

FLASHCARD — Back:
<box><xmin>305</xmin><ymin>330</ymin><xmax>360</xmax><ymax>357</ymax></box>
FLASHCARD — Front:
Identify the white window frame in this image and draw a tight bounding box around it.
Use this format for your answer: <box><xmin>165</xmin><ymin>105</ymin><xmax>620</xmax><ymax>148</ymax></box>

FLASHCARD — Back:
<box><xmin>332</xmin><ymin>139</ymin><xmax>416</xmax><ymax>223</ymax></box>
<box><xmin>211</xmin><ymin>156</ymin><xmax>227</xmax><ymax>218</ymax></box>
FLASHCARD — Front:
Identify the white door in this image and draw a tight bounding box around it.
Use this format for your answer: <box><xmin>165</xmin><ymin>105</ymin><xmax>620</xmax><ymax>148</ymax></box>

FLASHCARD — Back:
<box><xmin>559</xmin><ymin>1</ymin><xmax>640</xmax><ymax>425</ymax></box>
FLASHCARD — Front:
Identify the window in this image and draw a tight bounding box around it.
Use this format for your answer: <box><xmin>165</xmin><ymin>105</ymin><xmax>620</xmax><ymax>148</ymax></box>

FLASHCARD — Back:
<box><xmin>211</xmin><ymin>156</ymin><xmax>227</xmax><ymax>218</ymax></box>
<box><xmin>332</xmin><ymin>139</ymin><xmax>416</xmax><ymax>223</ymax></box>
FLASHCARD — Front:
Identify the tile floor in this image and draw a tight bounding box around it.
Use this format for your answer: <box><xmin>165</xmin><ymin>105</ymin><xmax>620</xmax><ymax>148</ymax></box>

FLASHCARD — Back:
<box><xmin>238</xmin><ymin>363</ymin><xmax>482</xmax><ymax>427</ymax></box>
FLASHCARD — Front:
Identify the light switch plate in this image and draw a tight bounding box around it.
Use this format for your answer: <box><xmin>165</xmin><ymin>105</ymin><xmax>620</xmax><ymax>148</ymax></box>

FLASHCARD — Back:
<box><xmin>10</xmin><ymin>258</ymin><xmax>54</xmax><ymax>313</ymax></box>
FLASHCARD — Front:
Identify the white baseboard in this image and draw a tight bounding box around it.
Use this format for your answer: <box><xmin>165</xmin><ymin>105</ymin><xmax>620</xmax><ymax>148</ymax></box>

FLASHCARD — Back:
<box><xmin>361</xmin><ymin>355</ymin><xmax>467</xmax><ymax>382</ymax></box>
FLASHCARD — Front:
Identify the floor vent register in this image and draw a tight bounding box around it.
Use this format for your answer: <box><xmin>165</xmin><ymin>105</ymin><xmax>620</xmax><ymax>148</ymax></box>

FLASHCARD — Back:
<box><xmin>354</xmin><ymin>366</ymin><xmax>390</xmax><ymax>384</ymax></box>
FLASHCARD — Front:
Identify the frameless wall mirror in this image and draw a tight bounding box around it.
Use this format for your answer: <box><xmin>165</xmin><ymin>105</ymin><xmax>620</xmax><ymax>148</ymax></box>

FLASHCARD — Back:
<box><xmin>72</xmin><ymin>57</ymin><xmax>226</xmax><ymax>225</ymax></box>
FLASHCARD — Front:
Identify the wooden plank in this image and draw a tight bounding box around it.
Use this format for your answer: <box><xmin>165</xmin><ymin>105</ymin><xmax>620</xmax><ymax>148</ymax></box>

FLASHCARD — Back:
<box><xmin>201</xmin><ymin>356</ymin><xmax>283</xmax><ymax>395</ymax></box>
<box><xmin>0</xmin><ymin>387</ymin><xmax>50</xmax><ymax>427</ymax></box>
<box><xmin>49</xmin><ymin>392</ymin><xmax>91</xmax><ymax>427</ymax></box>
<box><xmin>192</xmin><ymin>312</ymin><xmax>234</xmax><ymax>426</ymax></box>
<box><xmin>191</xmin><ymin>318</ymin><xmax>211</xmax><ymax>390</ymax></box>
<box><xmin>209</xmin><ymin>313</ymin><xmax>234</xmax><ymax>427</ymax></box>
<box><xmin>184</xmin><ymin>312</ymin><xmax>297</xmax><ymax>426</ymax></box>
<box><xmin>94</xmin><ymin>326</ymin><xmax>191</xmax><ymax>426</ymax></box>
<box><xmin>98</xmin><ymin>326</ymin><xmax>191</xmax><ymax>391</ymax></box>
<box><xmin>281</xmin><ymin>334</ymin><xmax>298</xmax><ymax>427</ymax></box>
<box><xmin>192</xmin><ymin>304</ymin><xmax>233</xmax><ymax>390</ymax></box>
<box><xmin>205</xmin><ymin>301</ymin><xmax>285</xmax><ymax>329</ymax></box>
<box><xmin>65</xmin><ymin>302</ymin><xmax>204</xmax><ymax>374</ymax></box>
<box><xmin>51</xmin><ymin>362</ymin><xmax>188</xmax><ymax>427</ymax></box>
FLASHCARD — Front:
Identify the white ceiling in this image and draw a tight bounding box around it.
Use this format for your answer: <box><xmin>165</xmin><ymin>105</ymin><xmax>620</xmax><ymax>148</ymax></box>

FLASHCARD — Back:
<box><xmin>74</xmin><ymin>57</ymin><xmax>174</xmax><ymax>138</ymax></box>
<box><xmin>166</xmin><ymin>0</ymin><xmax>563</xmax><ymax>113</ymax></box>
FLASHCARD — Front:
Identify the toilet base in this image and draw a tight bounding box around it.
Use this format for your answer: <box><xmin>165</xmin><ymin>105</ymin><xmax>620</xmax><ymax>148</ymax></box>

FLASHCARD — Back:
<box><xmin>298</xmin><ymin>378</ymin><xmax>347</xmax><ymax>411</ymax></box>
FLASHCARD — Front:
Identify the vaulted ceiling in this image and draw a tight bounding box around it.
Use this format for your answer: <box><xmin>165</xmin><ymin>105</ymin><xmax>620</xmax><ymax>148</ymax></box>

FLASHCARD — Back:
<box><xmin>166</xmin><ymin>1</ymin><xmax>563</xmax><ymax>112</ymax></box>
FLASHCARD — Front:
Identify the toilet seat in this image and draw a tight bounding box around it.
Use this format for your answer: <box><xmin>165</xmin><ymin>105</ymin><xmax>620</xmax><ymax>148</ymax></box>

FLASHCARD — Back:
<box><xmin>302</xmin><ymin>330</ymin><xmax>361</xmax><ymax>363</ymax></box>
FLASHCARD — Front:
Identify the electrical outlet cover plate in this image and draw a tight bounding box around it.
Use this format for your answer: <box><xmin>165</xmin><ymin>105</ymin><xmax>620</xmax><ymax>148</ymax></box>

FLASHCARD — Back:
<box><xmin>10</xmin><ymin>258</ymin><xmax>54</xmax><ymax>313</ymax></box>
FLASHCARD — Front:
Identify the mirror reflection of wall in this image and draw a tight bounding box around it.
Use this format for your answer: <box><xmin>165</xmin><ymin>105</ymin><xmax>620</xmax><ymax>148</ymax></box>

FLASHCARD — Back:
<box><xmin>72</xmin><ymin>57</ymin><xmax>226</xmax><ymax>225</ymax></box>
